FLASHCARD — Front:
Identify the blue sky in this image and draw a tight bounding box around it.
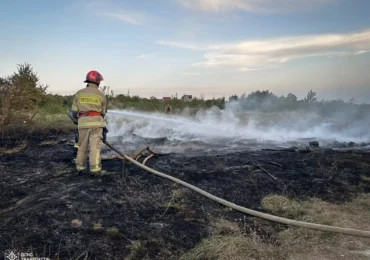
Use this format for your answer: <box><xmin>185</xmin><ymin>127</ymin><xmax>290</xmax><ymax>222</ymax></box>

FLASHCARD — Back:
<box><xmin>1</xmin><ymin>0</ymin><xmax>370</xmax><ymax>102</ymax></box>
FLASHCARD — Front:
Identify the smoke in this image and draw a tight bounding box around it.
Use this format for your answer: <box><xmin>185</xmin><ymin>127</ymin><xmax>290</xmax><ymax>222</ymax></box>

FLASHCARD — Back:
<box><xmin>105</xmin><ymin>100</ymin><xmax>370</xmax><ymax>152</ymax></box>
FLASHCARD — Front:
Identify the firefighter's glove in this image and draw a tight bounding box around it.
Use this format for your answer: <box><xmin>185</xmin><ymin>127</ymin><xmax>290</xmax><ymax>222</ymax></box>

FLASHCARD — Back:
<box><xmin>67</xmin><ymin>108</ymin><xmax>78</xmax><ymax>125</ymax></box>
<box><xmin>103</xmin><ymin>127</ymin><xmax>109</xmax><ymax>143</ymax></box>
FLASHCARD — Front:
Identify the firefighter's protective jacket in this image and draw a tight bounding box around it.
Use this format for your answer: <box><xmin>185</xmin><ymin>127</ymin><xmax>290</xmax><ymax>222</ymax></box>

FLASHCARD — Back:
<box><xmin>72</xmin><ymin>83</ymin><xmax>107</xmax><ymax>129</ymax></box>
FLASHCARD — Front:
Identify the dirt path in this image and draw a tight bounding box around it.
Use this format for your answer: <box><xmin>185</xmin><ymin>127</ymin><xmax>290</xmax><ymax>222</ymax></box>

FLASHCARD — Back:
<box><xmin>1</xmin><ymin>133</ymin><xmax>369</xmax><ymax>259</ymax></box>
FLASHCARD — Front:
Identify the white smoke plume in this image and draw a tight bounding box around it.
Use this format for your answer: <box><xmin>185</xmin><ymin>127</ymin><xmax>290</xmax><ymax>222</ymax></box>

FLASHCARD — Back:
<box><xmin>105</xmin><ymin>99</ymin><xmax>370</xmax><ymax>153</ymax></box>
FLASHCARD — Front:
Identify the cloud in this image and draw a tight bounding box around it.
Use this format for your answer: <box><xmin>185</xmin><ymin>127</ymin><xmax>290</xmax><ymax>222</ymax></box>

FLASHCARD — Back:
<box><xmin>136</xmin><ymin>52</ymin><xmax>158</xmax><ymax>59</ymax></box>
<box><xmin>157</xmin><ymin>29</ymin><xmax>370</xmax><ymax>71</ymax></box>
<box><xmin>156</xmin><ymin>41</ymin><xmax>204</xmax><ymax>50</ymax></box>
<box><xmin>239</xmin><ymin>67</ymin><xmax>259</xmax><ymax>72</ymax></box>
<box><xmin>355</xmin><ymin>50</ymin><xmax>369</xmax><ymax>55</ymax></box>
<box><xmin>84</xmin><ymin>0</ymin><xmax>145</xmax><ymax>25</ymax></box>
<box><xmin>177</xmin><ymin>0</ymin><xmax>333</xmax><ymax>13</ymax></box>
<box><xmin>163</xmin><ymin>65</ymin><xmax>172</xmax><ymax>71</ymax></box>
<box><xmin>181</xmin><ymin>72</ymin><xmax>214</xmax><ymax>76</ymax></box>
<box><xmin>181</xmin><ymin>72</ymin><xmax>200</xmax><ymax>75</ymax></box>
<box><xmin>103</xmin><ymin>12</ymin><xmax>144</xmax><ymax>25</ymax></box>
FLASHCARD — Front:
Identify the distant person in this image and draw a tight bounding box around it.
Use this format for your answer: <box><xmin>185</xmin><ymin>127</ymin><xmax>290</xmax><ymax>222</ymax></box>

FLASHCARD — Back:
<box><xmin>68</xmin><ymin>70</ymin><xmax>108</xmax><ymax>177</ymax></box>
<box><xmin>165</xmin><ymin>103</ymin><xmax>172</xmax><ymax>114</ymax></box>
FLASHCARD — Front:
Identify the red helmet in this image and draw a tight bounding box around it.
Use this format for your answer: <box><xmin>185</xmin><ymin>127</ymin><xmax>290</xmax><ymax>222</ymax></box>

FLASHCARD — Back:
<box><xmin>84</xmin><ymin>70</ymin><xmax>104</xmax><ymax>84</ymax></box>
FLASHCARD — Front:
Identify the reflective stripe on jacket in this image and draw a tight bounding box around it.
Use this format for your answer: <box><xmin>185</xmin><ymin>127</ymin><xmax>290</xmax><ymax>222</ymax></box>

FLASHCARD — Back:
<box><xmin>72</xmin><ymin>83</ymin><xmax>107</xmax><ymax>129</ymax></box>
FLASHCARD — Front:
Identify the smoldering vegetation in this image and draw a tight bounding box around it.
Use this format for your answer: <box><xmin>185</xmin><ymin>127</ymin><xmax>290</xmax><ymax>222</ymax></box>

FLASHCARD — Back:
<box><xmin>106</xmin><ymin>90</ymin><xmax>370</xmax><ymax>155</ymax></box>
<box><xmin>1</xmin><ymin>131</ymin><xmax>370</xmax><ymax>259</ymax></box>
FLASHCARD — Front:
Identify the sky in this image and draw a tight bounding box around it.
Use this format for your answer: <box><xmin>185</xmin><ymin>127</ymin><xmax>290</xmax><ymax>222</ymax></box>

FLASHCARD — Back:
<box><xmin>1</xmin><ymin>0</ymin><xmax>370</xmax><ymax>102</ymax></box>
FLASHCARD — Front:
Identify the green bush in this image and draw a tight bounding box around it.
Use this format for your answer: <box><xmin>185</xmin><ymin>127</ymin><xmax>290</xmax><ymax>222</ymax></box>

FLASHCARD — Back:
<box><xmin>0</xmin><ymin>63</ymin><xmax>47</xmax><ymax>137</ymax></box>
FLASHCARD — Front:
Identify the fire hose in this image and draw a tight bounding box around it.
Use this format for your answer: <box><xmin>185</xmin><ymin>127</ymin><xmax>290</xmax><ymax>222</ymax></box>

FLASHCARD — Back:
<box><xmin>103</xmin><ymin>140</ymin><xmax>370</xmax><ymax>238</ymax></box>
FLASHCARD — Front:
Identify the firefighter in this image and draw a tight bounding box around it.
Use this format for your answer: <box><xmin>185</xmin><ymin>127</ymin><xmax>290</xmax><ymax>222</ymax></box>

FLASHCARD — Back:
<box><xmin>68</xmin><ymin>70</ymin><xmax>108</xmax><ymax>177</ymax></box>
<box><xmin>165</xmin><ymin>103</ymin><xmax>172</xmax><ymax>114</ymax></box>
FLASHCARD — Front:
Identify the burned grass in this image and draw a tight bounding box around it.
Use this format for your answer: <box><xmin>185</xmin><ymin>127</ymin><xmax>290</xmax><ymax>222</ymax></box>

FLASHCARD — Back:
<box><xmin>0</xmin><ymin>133</ymin><xmax>370</xmax><ymax>259</ymax></box>
<box><xmin>0</xmin><ymin>141</ymin><xmax>28</xmax><ymax>154</ymax></box>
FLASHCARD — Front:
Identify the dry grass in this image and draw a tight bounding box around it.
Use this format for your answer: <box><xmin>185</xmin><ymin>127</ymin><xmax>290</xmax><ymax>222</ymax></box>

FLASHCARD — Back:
<box><xmin>209</xmin><ymin>218</ymin><xmax>241</xmax><ymax>236</ymax></box>
<box><xmin>180</xmin><ymin>234</ymin><xmax>283</xmax><ymax>260</ymax></box>
<box><xmin>92</xmin><ymin>223</ymin><xmax>103</xmax><ymax>230</ymax></box>
<box><xmin>182</xmin><ymin>195</ymin><xmax>370</xmax><ymax>260</ymax></box>
<box><xmin>126</xmin><ymin>241</ymin><xmax>145</xmax><ymax>260</ymax></box>
<box><xmin>0</xmin><ymin>141</ymin><xmax>27</xmax><ymax>154</ymax></box>
<box><xmin>261</xmin><ymin>194</ymin><xmax>305</xmax><ymax>219</ymax></box>
<box><xmin>262</xmin><ymin>194</ymin><xmax>370</xmax><ymax>260</ymax></box>
<box><xmin>39</xmin><ymin>140</ymin><xmax>59</xmax><ymax>146</ymax></box>
<box><xmin>106</xmin><ymin>226</ymin><xmax>120</xmax><ymax>238</ymax></box>
<box><xmin>2</xmin><ymin>113</ymin><xmax>75</xmax><ymax>141</ymax></box>
<box><xmin>31</xmin><ymin>114</ymin><xmax>75</xmax><ymax>133</ymax></box>
<box><xmin>160</xmin><ymin>188</ymin><xmax>193</xmax><ymax>216</ymax></box>
<box><xmin>181</xmin><ymin>218</ymin><xmax>284</xmax><ymax>260</ymax></box>
<box><xmin>262</xmin><ymin>194</ymin><xmax>370</xmax><ymax>230</ymax></box>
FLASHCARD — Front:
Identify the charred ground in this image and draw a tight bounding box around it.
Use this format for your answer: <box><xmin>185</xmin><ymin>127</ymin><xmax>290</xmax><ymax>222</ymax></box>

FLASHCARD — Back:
<box><xmin>1</xmin><ymin>132</ymin><xmax>370</xmax><ymax>259</ymax></box>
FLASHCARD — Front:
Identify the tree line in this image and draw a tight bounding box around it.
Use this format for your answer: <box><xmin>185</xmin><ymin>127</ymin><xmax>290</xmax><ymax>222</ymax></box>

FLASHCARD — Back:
<box><xmin>1</xmin><ymin>63</ymin><xmax>369</xmax><ymax>136</ymax></box>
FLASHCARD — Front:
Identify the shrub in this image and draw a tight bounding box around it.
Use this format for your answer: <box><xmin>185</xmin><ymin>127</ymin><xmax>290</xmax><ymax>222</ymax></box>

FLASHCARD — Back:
<box><xmin>0</xmin><ymin>63</ymin><xmax>47</xmax><ymax>137</ymax></box>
